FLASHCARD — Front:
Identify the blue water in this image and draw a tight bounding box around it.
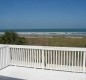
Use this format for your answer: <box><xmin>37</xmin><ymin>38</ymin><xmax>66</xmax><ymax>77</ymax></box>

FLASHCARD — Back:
<box><xmin>0</xmin><ymin>29</ymin><xmax>86</xmax><ymax>32</ymax></box>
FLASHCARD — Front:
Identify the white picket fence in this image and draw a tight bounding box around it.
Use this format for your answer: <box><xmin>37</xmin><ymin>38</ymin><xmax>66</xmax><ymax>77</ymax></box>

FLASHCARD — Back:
<box><xmin>0</xmin><ymin>46</ymin><xmax>10</xmax><ymax>69</ymax></box>
<box><xmin>0</xmin><ymin>44</ymin><xmax>86</xmax><ymax>73</ymax></box>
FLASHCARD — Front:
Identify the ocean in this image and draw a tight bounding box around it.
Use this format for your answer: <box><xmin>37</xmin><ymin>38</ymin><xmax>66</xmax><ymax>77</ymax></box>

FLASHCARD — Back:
<box><xmin>0</xmin><ymin>29</ymin><xmax>86</xmax><ymax>37</ymax></box>
<box><xmin>0</xmin><ymin>29</ymin><xmax>86</xmax><ymax>32</ymax></box>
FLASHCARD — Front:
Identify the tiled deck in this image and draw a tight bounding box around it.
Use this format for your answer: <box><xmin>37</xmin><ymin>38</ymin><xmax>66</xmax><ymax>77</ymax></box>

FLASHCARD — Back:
<box><xmin>0</xmin><ymin>66</ymin><xmax>86</xmax><ymax>80</ymax></box>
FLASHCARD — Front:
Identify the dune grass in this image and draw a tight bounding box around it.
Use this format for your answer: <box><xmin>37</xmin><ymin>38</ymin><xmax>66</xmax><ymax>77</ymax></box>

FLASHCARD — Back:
<box><xmin>27</xmin><ymin>37</ymin><xmax>86</xmax><ymax>47</ymax></box>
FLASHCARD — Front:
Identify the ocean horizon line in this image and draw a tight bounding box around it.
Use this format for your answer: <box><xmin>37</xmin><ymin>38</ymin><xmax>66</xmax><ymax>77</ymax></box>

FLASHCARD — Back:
<box><xmin>0</xmin><ymin>29</ymin><xmax>86</xmax><ymax>32</ymax></box>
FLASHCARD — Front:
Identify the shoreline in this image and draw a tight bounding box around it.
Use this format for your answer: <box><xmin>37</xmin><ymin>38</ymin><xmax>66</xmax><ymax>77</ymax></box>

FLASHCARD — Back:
<box><xmin>0</xmin><ymin>32</ymin><xmax>86</xmax><ymax>38</ymax></box>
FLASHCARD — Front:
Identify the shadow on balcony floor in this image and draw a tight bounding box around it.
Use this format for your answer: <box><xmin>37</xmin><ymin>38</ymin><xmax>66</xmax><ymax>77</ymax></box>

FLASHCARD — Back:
<box><xmin>0</xmin><ymin>75</ymin><xmax>23</xmax><ymax>80</ymax></box>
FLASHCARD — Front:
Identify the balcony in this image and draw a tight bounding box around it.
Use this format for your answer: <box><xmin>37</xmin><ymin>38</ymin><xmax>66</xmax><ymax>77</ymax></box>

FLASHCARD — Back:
<box><xmin>0</xmin><ymin>44</ymin><xmax>86</xmax><ymax>80</ymax></box>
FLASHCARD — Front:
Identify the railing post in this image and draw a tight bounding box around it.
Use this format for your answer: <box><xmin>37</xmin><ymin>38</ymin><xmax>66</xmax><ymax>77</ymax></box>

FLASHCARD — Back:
<box><xmin>0</xmin><ymin>46</ymin><xmax>10</xmax><ymax>70</ymax></box>
<box><xmin>83</xmin><ymin>51</ymin><xmax>86</xmax><ymax>73</ymax></box>
<box><xmin>42</xmin><ymin>50</ymin><xmax>44</xmax><ymax>69</ymax></box>
<box><xmin>0</xmin><ymin>48</ymin><xmax>2</xmax><ymax>69</ymax></box>
<box><xmin>7</xmin><ymin>46</ymin><xmax>10</xmax><ymax>66</ymax></box>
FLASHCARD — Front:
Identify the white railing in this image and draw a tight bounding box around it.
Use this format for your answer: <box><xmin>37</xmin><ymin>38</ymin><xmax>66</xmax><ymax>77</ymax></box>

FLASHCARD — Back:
<box><xmin>9</xmin><ymin>45</ymin><xmax>86</xmax><ymax>73</ymax></box>
<box><xmin>0</xmin><ymin>46</ymin><xmax>10</xmax><ymax>69</ymax></box>
<box><xmin>0</xmin><ymin>44</ymin><xmax>86</xmax><ymax>73</ymax></box>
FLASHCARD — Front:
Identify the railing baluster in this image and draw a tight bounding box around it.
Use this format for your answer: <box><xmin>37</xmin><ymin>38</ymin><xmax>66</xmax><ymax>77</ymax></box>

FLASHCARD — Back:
<box><xmin>45</xmin><ymin>50</ymin><xmax>47</xmax><ymax>68</ymax></box>
<box><xmin>80</xmin><ymin>51</ymin><xmax>82</xmax><ymax>71</ymax></box>
<box><xmin>0</xmin><ymin>48</ymin><xmax>1</xmax><ymax>69</ymax></box>
<box><xmin>42</xmin><ymin>50</ymin><xmax>44</xmax><ymax>69</ymax></box>
<box><xmin>2</xmin><ymin>48</ymin><xmax>3</xmax><ymax>67</ymax></box>
<box><xmin>1</xmin><ymin>48</ymin><xmax>2</xmax><ymax>68</ymax></box>
<box><xmin>27</xmin><ymin>49</ymin><xmax>29</xmax><ymax>67</ymax></box>
<box><xmin>78</xmin><ymin>51</ymin><xmax>80</xmax><ymax>71</ymax></box>
<box><xmin>34</xmin><ymin>49</ymin><xmax>36</xmax><ymax>68</ymax></box>
<box><xmin>26</xmin><ymin>49</ymin><xmax>28</xmax><ymax>66</ymax></box>
<box><xmin>72</xmin><ymin>51</ymin><xmax>74</xmax><ymax>71</ymax></box>
<box><xmin>21</xmin><ymin>48</ymin><xmax>23</xmax><ymax>66</ymax></box>
<box><xmin>39</xmin><ymin>49</ymin><xmax>41</xmax><ymax>68</ymax></box>
<box><xmin>12</xmin><ymin>48</ymin><xmax>14</xmax><ymax>64</ymax></box>
<box><xmin>61</xmin><ymin>51</ymin><xmax>63</xmax><ymax>69</ymax></box>
<box><xmin>29</xmin><ymin>49</ymin><xmax>31</xmax><ymax>66</ymax></box>
<box><xmin>37</xmin><ymin>49</ymin><xmax>39</xmax><ymax>67</ymax></box>
<box><xmin>64</xmin><ymin>51</ymin><xmax>65</xmax><ymax>69</ymax></box>
<box><xmin>56</xmin><ymin>50</ymin><xmax>57</xmax><ymax>70</ymax></box>
<box><xmin>48</xmin><ymin>50</ymin><xmax>49</xmax><ymax>69</ymax></box>
<box><xmin>75</xmin><ymin>51</ymin><xmax>76</xmax><ymax>72</ymax></box>
<box><xmin>83</xmin><ymin>51</ymin><xmax>86</xmax><ymax>73</ymax></box>
<box><xmin>31</xmin><ymin>49</ymin><xmax>33</xmax><ymax>67</ymax></box>
<box><xmin>51</xmin><ymin>51</ymin><xmax>53</xmax><ymax>69</ymax></box>
<box><xmin>53</xmin><ymin>50</ymin><xmax>55</xmax><ymax>69</ymax></box>
<box><xmin>69</xmin><ymin>51</ymin><xmax>70</xmax><ymax>70</ymax></box>
<box><xmin>58</xmin><ymin>51</ymin><xmax>60</xmax><ymax>69</ymax></box>
<box><xmin>37</xmin><ymin>49</ymin><xmax>38</xmax><ymax>67</ymax></box>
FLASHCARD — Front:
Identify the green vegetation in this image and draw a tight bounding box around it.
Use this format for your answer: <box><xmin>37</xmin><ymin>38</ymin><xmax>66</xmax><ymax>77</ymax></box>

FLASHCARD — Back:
<box><xmin>27</xmin><ymin>37</ymin><xmax>86</xmax><ymax>47</ymax></box>
<box><xmin>0</xmin><ymin>31</ymin><xmax>28</xmax><ymax>45</ymax></box>
<box><xmin>0</xmin><ymin>31</ymin><xmax>86</xmax><ymax>47</ymax></box>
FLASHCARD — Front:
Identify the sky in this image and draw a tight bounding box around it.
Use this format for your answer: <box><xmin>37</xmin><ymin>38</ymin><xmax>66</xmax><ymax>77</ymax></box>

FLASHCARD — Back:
<box><xmin>0</xmin><ymin>0</ymin><xmax>86</xmax><ymax>29</ymax></box>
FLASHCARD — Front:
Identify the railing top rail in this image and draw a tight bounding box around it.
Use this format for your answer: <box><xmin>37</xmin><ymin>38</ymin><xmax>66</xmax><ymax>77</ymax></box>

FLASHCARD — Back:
<box><xmin>0</xmin><ymin>44</ymin><xmax>86</xmax><ymax>51</ymax></box>
<box><xmin>0</xmin><ymin>45</ymin><xmax>9</xmax><ymax>48</ymax></box>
